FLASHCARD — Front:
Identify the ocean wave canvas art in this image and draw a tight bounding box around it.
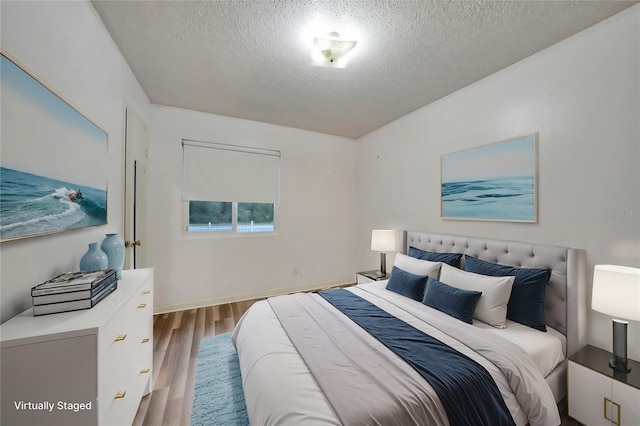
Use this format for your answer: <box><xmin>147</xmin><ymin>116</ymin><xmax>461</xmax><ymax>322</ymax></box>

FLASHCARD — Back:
<box><xmin>441</xmin><ymin>133</ymin><xmax>537</xmax><ymax>222</ymax></box>
<box><xmin>0</xmin><ymin>167</ymin><xmax>107</xmax><ymax>240</ymax></box>
<box><xmin>1</xmin><ymin>52</ymin><xmax>108</xmax><ymax>241</ymax></box>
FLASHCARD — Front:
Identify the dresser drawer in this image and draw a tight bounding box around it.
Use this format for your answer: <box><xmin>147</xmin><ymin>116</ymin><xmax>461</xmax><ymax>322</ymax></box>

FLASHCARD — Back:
<box><xmin>99</xmin><ymin>384</ymin><xmax>143</xmax><ymax>426</ymax></box>
<box><xmin>98</xmin><ymin>307</ymin><xmax>138</xmax><ymax>425</ymax></box>
<box><xmin>135</xmin><ymin>311</ymin><xmax>153</xmax><ymax>377</ymax></box>
<box><xmin>98</xmin><ymin>275</ymin><xmax>154</xmax><ymax>425</ymax></box>
<box><xmin>99</xmin><ymin>318</ymin><xmax>137</xmax><ymax>396</ymax></box>
<box><xmin>131</xmin><ymin>284</ymin><xmax>153</xmax><ymax>391</ymax></box>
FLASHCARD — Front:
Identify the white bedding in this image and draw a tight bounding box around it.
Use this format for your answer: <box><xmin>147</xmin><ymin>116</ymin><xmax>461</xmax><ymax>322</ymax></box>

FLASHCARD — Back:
<box><xmin>371</xmin><ymin>280</ymin><xmax>567</xmax><ymax>378</ymax></box>
<box><xmin>233</xmin><ymin>282</ymin><xmax>561</xmax><ymax>426</ymax></box>
<box><xmin>474</xmin><ymin>318</ymin><xmax>566</xmax><ymax>378</ymax></box>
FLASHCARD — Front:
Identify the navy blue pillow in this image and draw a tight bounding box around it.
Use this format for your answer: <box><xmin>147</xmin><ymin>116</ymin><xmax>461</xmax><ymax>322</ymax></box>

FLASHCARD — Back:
<box><xmin>464</xmin><ymin>255</ymin><xmax>551</xmax><ymax>332</ymax></box>
<box><xmin>408</xmin><ymin>246</ymin><xmax>463</xmax><ymax>268</ymax></box>
<box><xmin>422</xmin><ymin>278</ymin><xmax>482</xmax><ymax>324</ymax></box>
<box><xmin>385</xmin><ymin>266</ymin><xmax>429</xmax><ymax>302</ymax></box>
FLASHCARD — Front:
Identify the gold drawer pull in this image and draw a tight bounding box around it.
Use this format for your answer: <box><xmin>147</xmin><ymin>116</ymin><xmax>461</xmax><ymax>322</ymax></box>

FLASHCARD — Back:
<box><xmin>142</xmin><ymin>290</ymin><xmax>151</xmax><ymax>294</ymax></box>
<box><xmin>137</xmin><ymin>303</ymin><xmax>147</xmax><ymax>309</ymax></box>
<box><xmin>604</xmin><ymin>397</ymin><xmax>621</xmax><ymax>425</ymax></box>
<box><xmin>141</xmin><ymin>337</ymin><xmax>150</xmax><ymax>343</ymax></box>
<box><xmin>114</xmin><ymin>334</ymin><xmax>127</xmax><ymax>342</ymax></box>
<box><xmin>114</xmin><ymin>391</ymin><xmax>126</xmax><ymax>399</ymax></box>
<box><xmin>140</xmin><ymin>368</ymin><xmax>150</xmax><ymax>374</ymax></box>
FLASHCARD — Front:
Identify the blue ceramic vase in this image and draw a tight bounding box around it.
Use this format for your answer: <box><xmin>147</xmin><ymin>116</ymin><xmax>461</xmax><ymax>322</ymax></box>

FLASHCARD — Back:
<box><xmin>79</xmin><ymin>242</ymin><xmax>108</xmax><ymax>271</ymax></box>
<box><xmin>101</xmin><ymin>233</ymin><xmax>125</xmax><ymax>279</ymax></box>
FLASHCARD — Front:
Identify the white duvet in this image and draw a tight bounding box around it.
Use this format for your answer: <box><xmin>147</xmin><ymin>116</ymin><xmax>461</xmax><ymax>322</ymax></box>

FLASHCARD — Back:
<box><xmin>232</xmin><ymin>282</ymin><xmax>562</xmax><ymax>426</ymax></box>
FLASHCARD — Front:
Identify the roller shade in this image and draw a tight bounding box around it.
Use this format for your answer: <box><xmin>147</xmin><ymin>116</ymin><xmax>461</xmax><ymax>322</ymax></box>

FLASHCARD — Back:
<box><xmin>182</xmin><ymin>140</ymin><xmax>280</xmax><ymax>204</ymax></box>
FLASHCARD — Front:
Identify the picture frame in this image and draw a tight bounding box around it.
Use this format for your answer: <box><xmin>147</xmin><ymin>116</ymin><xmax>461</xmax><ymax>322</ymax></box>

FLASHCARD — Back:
<box><xmin>0</xmin><ymin>51</ymin><xmax>108</xmax><ymax>242</ymax></box>
<box><xmin>441</xmin><ymin>132</ymin><xmax>538</xmax><ymax>223</ymax></box>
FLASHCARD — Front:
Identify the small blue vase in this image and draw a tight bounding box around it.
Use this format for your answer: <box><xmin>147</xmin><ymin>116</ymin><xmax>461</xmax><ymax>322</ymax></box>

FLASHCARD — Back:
<box><xmin>101</xmin><ymin>233</ymin><xmax>125</xmax><ymax>279</ymax></box>
<box><xmin>80</xmin><ymin>242</ymin><xmax>108</xmax><ymax>271</ymax></box>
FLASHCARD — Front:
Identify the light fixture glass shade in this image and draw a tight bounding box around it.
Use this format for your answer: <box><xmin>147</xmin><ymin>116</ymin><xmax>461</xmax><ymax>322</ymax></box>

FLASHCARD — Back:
<box><xmin>312</xmin><ymin>32</ymin><xmax>357</xmax><ymax>66</ymax></box>
<box><xmin>371</xmin><ymin>230</ymin><xmax>396</xmax><ymax>252</ymax></box>
<box><xmin>592</xmin><ymin>264</ymin><xmax>640</xmax><ymax>321</ymax></box>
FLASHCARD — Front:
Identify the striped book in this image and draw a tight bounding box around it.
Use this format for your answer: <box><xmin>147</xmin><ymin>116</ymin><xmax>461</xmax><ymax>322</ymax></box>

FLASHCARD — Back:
<box><xmin>32</xmin><ymin>273</ymin><xmax>117</xmax><ymax>305</ymax></box>
<box><xmin>33</xmin><ymin>280</ymin><xmax>118</xmax><ymax>316</ymax></box>
<box><xmin>31</xmin><ymin>269</ymin><xmax>116</xmax><ymax>297</ymax></box>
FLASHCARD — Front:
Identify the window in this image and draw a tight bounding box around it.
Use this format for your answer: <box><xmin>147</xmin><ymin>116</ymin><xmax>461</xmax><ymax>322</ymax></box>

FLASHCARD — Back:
<box><xmin>182</xmin><ymin>140</ymin><xmax>280</xmax><ymax>234</ymax></box>
<box><xmin>237</xmin><ymin>202</ymin><xmax>274</xmax><ymax>233</ymax></box>
<box><xmin>188</xmin><ymin>201</ymin><xmax>232</xmax><ymax>232</ymax></box>
<box><xmin>187</xmin><ymin>201</ymin><xmax>275</xmax><ymax>233</ymax></box>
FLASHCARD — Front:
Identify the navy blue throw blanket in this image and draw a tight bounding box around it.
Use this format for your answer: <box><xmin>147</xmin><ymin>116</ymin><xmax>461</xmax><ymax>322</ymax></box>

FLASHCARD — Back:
<box><xmin>318</xmin><ymin>289</ymin><xmax>515</xmax><ymax>426</ymax></box>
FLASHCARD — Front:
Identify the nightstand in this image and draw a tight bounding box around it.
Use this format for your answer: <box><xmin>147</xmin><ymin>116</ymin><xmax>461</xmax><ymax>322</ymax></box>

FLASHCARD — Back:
<box><xmin>356</xmin><ymin>270</ymin><xmax>390</xmax><ymax>284</ymax></box>
<box><xmin>568</xmin><ymin>345</ymin><xmax>640</xmax><ymax>425</ymax></box>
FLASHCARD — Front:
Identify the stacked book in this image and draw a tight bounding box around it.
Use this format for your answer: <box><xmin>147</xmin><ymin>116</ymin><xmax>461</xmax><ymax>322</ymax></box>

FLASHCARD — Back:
<box><xmin>31</xmin><ymin>269</ymin><xmax>118</xmax><ymax>316</ymax></box>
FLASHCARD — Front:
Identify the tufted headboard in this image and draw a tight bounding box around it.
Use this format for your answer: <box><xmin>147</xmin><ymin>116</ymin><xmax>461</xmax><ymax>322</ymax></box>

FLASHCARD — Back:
<box><xmin>404</xmin><ymin>231</ymin><xmax>587</xmax><ymax>357</ymax></box>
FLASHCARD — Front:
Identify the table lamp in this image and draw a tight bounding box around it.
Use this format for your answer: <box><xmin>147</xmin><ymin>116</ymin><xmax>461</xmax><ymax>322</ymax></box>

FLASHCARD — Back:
<box><xmin>371</xmin><ymin>230</ymin><xmax>396</xmax><ymax>277</ymax></box>
<box><xmin>591</xmin><ymin>264</ymin><xmax>640</xmax><ymax>373</ymax></box>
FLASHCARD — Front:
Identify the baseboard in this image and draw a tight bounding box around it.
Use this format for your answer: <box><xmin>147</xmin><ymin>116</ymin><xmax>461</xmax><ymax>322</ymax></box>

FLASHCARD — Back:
<box><xmin>153</xmin><ymin>279</ymin><xmax>354</xmax><ymax>314</ymax></box>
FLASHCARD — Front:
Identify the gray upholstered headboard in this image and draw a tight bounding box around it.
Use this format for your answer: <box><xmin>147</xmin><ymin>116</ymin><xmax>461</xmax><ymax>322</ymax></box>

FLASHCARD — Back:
<box><xmin>404</xmin><ymin>231</ymin><xmax>587</xmax><ymax>357</ymax></box>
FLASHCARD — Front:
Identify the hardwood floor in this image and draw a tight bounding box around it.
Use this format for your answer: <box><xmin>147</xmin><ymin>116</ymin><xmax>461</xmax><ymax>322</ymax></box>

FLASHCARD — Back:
<box><xmin>133</xmin><ymin>297</ymin><xmax>580</xmax><ymax>426</ymax></box>
<box><xmin>133</xmin><ymin>299</ymin><xmax>258</xmax><ymax>426</ymax></box>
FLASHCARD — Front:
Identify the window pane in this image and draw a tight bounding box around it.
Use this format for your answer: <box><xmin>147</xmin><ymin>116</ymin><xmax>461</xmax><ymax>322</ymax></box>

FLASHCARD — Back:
<box><xmin>188</xmin><ymin>201</ymin><xmax>232</xmax><ymax>232</ymax></box>
<box><xmin>237</xmin><ymin>203</ymin><xmax>274</xmax><ymax>233</ymax></box>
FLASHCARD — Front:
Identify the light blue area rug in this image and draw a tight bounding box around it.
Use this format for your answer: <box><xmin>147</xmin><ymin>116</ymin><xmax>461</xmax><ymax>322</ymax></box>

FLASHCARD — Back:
<box><xmin>191</xmin><ymin>333</ymin><xmax>250</xmax><ymax>426</ymax></box>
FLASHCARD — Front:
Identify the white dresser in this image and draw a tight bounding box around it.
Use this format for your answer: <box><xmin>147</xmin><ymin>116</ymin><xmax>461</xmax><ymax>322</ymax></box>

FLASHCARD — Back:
<box><xmin>0</xmin><ymin>268</ymin><xmax>154</xmax><ymax>426</ymax></box>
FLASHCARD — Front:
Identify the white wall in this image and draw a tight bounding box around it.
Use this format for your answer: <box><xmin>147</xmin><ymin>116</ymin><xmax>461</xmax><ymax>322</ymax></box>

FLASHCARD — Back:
<box><xmin>148</xmin><ymin>106</ymin><xmax>357</xmax><ymax>312</ymax></box>
<box><xmin>356</xmin><ymin>5</ymin><xmax>640</xmax><ymax>359</ymax></box>
<box><xmin>0</xmin><ymin>1</ymin><xmax>151</xmax><ymax>323</ymax></box>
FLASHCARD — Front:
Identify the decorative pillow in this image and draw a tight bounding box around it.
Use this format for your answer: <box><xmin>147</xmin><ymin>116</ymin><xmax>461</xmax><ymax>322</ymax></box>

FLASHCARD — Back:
<box><xmin>385</xmin><ymin>266</ymin><xmax>430</xmax><ymax>302</ymax></box>
<box><xmin>464</xmin><ymin>255</ymin><xmax>551</xmax><ymax>332</ymax></box>
<box><xmin>408</xmin><ymin>246</ymin><xmax>463</xmax><ymax>268</ymax></box>
<box><xmin>422</xmin><ymin>278</ymin><xmax>482</xmax><ymax>324</ymax></box>
<box><xmin>394</xmin><ymin>253</ymin><xmax>442</xmax><ymax>280</ymax></box>
<box><xmin>438</xmin><ymin>263</ymin><xmax>514</xmax><ymax>328</ymax></box>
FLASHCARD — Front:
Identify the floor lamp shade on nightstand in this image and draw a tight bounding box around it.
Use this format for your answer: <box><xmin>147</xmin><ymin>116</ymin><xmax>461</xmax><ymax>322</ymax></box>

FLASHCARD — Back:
<box><xmin>371</xmin><ymin>230</ymin><xmax>396</xmax><ymax>276</ymax></box>
<box><xmin>592</xmin><ymin>264</ymin><xmax>640</xmax><ymax>373</ymax></box>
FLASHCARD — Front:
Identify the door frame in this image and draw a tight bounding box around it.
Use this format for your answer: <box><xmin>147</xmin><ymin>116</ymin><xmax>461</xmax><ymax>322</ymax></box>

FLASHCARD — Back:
<box><xmin>123</xmin><ymin>105</ymin><xmax>149</xmax><ymax>269</ymax></box>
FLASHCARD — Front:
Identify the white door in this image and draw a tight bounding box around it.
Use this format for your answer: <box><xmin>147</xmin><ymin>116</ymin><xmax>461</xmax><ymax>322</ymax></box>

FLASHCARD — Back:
<box><xmin>124</xmin><ymin>108</ymin><xmax>149</xmax><ymax>269</ymax></box>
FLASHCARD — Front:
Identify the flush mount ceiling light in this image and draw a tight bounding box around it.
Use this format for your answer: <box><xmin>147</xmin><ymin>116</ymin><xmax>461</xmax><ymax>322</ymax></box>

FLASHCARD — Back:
<box><xmin>312</xmin><ymin>32</ymin><xmax>357</xmax><ymax>68</ymax></box>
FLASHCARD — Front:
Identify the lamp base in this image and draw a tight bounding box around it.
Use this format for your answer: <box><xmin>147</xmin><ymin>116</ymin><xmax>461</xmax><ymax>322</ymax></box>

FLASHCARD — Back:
<box><xmin>610</xmin><ymin>319</ymin><xmax>631</xmax><ymax>373</ymax></box>
<box><xmin>609</xmin><ymin>358</ymin><xmax>631</xmax><ymax>374</ymax></box>
<box><xmin>379</xmin><ymin>252</ymin><xmax>387</xmax><ymax>276</ymax></box>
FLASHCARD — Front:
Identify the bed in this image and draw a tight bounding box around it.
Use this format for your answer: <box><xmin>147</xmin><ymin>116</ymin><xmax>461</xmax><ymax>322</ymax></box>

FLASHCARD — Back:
<box><xmin>232</xmin><ymin>231</ymin><xmax>587</xmax><ymax>425</ymax></box>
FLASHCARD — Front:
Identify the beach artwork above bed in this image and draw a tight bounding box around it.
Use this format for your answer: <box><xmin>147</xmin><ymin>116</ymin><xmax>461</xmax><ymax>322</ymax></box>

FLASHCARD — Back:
<box><xmin>0</xmin><ymin>52</ymin><xmax>108</xmax><ymax>242</ymax></box>
<box><xmin>441</xmin><ymin>133</ymin><xmax>537</xmax><ymax>222</ymax></box>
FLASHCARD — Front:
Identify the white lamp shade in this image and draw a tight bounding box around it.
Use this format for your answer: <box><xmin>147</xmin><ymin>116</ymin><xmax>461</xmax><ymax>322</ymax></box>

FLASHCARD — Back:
<box><xmin>371</xmin><ymin>230</ymin><xmax>396</xmax><ymax>252</ymax></box>
<box><xmin>592</xmin><ymin>264</ymin><xmax>640</xmax><ymax>321</ymax></box>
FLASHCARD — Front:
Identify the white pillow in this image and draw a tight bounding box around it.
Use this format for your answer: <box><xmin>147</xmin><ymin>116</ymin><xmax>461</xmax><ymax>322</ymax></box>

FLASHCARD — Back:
<box><xmin>394</xmin><ymin>253</ymin><xmax>442</xmax><ymax>279</ymax></box>
<box><xmin>438</xmin><ymin>263</ymin><xmax>514</xmax><ymax>328</ymax></box>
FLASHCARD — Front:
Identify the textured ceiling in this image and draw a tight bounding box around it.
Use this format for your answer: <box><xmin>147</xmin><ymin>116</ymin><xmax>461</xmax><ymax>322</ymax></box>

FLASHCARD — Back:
<box><xmin>91</xmin><ymin>0</ymin><xmax>637</xmax><ymax>139</ymax></box>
